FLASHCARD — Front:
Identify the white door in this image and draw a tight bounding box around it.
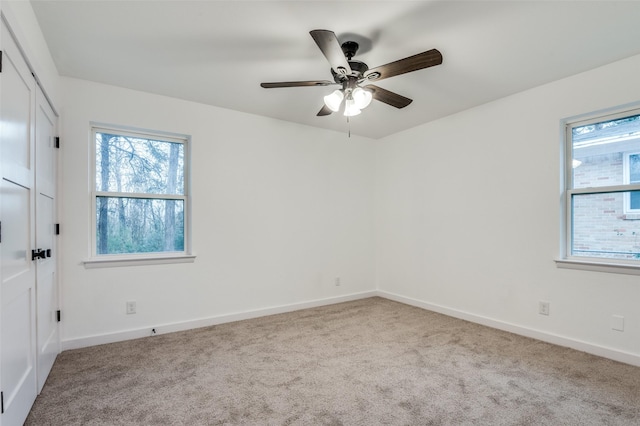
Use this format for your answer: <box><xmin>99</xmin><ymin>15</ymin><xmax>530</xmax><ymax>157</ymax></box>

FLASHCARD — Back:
<box><xmin>0</xmin><ymin>18</ymin><xmax>38</xmax><ymax>426</ymax></box>
<box><xmin>35</xmin><ymin>86</ymin><xmax>59</xmax><ymax>393</ymax></box>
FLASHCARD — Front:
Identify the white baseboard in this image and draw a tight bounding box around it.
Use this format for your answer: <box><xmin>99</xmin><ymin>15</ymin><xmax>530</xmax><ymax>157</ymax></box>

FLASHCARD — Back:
<box><xmin>62</xmin><ymin>289</ymin><xmax>640</xmax><ymax>367</ymax></box>
<box><xmin>376</xmin><ymin>290</ymin><xmax>640</xmax><ymax>367</ymax></box>
<box><xmin>61</xmin><ymin>291</ymin><xmax>377</xmax><ymax>351</ymax></box>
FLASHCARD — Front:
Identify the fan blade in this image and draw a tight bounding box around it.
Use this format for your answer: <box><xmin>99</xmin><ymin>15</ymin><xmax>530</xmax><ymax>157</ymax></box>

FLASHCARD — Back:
<box><xmin>367</xmin><ymin>85</ymin><xmax>413</xmax><ymax>109</ymax></box>
<box><xmin>261</xmin><ymin>80</ymin><xmax>335</xmax><ymax>88</ymax></box>
<box><xmin>317</xmin><ymin>105</ymin><xmax>333</xmax><ymax>116</ymax></box>
<box><xmin>364</xmin><ymin>49</ymin><xmax>442</xmax><ymax>82</ymax></box>
<box><xmin>310</xmin><ymin>30</ymin><xmax>352</xmax><ymax>76</ymax></box>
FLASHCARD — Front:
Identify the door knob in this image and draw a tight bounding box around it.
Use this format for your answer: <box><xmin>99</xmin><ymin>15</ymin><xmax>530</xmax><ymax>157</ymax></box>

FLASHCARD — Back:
<box><xmin>31</xmin><ymin>248</ymin><xmax>47</xmax><ymax>261</ymax></box>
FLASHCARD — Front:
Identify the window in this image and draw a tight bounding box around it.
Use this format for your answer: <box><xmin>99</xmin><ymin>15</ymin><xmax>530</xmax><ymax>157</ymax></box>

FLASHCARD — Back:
<box><xmin>564</xmin><ymin>109</ymin><xmax>640</xmax><ymax>268</ymax></box>
<box><xmin>88</xmin><ymin>125</ymin><xmax>192</xmax><ymax>266</ymax></box>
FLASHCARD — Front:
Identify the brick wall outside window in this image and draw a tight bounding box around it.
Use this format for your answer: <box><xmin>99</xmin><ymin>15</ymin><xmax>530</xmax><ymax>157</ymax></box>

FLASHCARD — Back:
<box><xmin>572</xmin><ymin>152</ymin><xmax>640</xmax><ymax>259</ymax></box>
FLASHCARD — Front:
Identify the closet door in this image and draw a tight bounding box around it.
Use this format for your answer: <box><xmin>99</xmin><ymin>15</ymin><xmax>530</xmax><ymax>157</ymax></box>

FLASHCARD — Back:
<box><xmin>0</xmin><ymin>18</ymin><xmax>38</xmax><ymax>426</ymax></box>
<box><xmin>35</xmin><ymin>86</ymin><xmax>59</xmax><ymax>393</ymax></box>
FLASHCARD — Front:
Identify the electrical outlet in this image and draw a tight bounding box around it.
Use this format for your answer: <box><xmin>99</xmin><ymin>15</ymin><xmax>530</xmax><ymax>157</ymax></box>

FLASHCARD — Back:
<box><xmin>539</xmin><ymin>301</ymin><xmax>550</xmax><ymax>316</ymax></box>
<box><xmin>611</xmin><ymin>315</ymin><xmax>624</xmax><ymax>332</ymax></box>
<box><xmin>126</xmin><ymin>300</ymin><xmax>136</xmax><ymax>315</ymax></box>
<box><xmin>335</xmin><ymin>277</ymin><xmax>341</xmax><ymax>286</ymax></box>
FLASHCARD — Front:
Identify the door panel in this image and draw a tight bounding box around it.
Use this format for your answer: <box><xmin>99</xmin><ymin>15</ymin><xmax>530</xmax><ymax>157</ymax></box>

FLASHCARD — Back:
<box><xmin>1</xmin><ymin>268</ymin><xmax>35</xmax><ymax>426</ymax></box>
<box><xmin>1</xmin><ymin>24</ymin><xmax>34</xmax><ymax>188</ymax></box>
<box><xmin>35</xmin><ymin>90</ymin><xmax>56</xmax><ymax>199</ymax></box>
<box><xmin>36</xmin><ymin>191</ymin><xmax>58</xmax><ymax>391</ymax></box>
<box><xmin>35</xmin><ymin>86</ymin><xmax>59</xmax><ymax>392</ymax></box>
<box><xmin>2</xmin><ymin>280</ymin><xmax>34</xmax><ymax>394</ymax></box>
<box><xmin>0</xmin><ymin>182</ymin><xmax>36</xmax><ymax>426</ymax></box>
<box><xmin>0</xmin><ymin>180</ymin><xmax>31</xmax><ymax>280</ymax></box>
<box><xmin>1</xmin><ymin>18</ymin><xmax>38</xmax><ymax>426</ymax></box>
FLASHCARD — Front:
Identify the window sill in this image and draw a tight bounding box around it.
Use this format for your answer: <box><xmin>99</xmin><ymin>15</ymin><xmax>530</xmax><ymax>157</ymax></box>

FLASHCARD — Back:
<box><xmin>83</xmin><ymin>254</ymin><xmax>196</xmax><ymax>269</ymax></box>
<box><xmin>621</xmin><ymin>213</ymin><xmax>640</xmax><ymax>220</ymax></box>
<box><xmin>555</xmin><ymin>258</ymin><xmax>640</xmax><ymax>275</ymax></box>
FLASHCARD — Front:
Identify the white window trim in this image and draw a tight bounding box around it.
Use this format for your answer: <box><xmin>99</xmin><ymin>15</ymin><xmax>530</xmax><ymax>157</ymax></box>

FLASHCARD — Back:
<box><xmin>559</xmin><ymin>105</ymin><xmax>640</xmax><ymax>275</ymax></box>
<box><xmin>84</xmin><ymin>123</ymin><xmax>194</xmax><ymax>268</ymax></box>
<box><xmin>555</xmin><ymin>257</ymin><xmax>640</xmax><ymax>276</ymax></box>
<box><xmin>83</xmin><ymin>253</ymin><xmax>196</xmax><ymax>268</ymax></box>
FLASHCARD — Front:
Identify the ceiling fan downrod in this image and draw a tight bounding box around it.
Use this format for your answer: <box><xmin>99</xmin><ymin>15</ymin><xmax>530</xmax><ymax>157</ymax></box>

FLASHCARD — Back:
<box><xmin>341</xmin><ymin>41</ymin><xmax>359</xmax><ymax>60</ymax></box>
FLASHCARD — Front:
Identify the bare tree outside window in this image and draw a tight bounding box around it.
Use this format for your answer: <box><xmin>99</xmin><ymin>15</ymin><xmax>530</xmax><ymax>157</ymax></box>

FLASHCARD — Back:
<box><xmin>94</xmin><ymin>128</ymin><xmax>187</xmax><ymax>255</ymax></box>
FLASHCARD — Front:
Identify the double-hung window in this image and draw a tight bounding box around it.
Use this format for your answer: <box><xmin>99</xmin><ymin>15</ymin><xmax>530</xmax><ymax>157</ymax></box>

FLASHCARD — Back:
<box><xmin>563</xmin><ymin>108</ymin><xmax>640</xmax><ymax>270</ymax></box>
<box><xmin>87</xmin><ymin>125</ymin><xmax>193</xmax><ymax>266</ymax></box>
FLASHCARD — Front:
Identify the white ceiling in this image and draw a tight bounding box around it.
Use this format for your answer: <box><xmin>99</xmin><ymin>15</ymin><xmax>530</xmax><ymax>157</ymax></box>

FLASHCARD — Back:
<box><xmin>30</xmin><ymin>0</ymin><xmax>640</xmax><ymax>139</ymax></box>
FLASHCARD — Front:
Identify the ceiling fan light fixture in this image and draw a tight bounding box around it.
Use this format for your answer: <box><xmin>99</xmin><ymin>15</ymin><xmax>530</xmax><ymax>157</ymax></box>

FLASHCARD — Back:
<box><xmin>352</xmin><ymin>87</ymin><xmax>373</xmax><ymax>109</ymax></box>
<box><xmin>343</xmin><ymin>97</ymin><xmax>361</xmax><ymax>117</ymax></box>
<box><xmin>324</xmin><ymin>89</ymin><xmax>344</xmax><ymax>112</ymax></box>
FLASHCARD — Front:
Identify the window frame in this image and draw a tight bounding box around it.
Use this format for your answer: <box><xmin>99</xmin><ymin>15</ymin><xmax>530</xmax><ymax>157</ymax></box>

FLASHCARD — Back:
<box><xmin>84</xmin><ymin>123</ymin><xmax>195</xmax><ymax>268</ymax></box>
<box><xmin>558</xmin><ymin>106</ymin><xmax>640</xmax><ymax>274</ymax></box>
<box><xmin>623</xmin><ymin>151</ymin><xmax>640</xmax><ymax>214</ymax></box>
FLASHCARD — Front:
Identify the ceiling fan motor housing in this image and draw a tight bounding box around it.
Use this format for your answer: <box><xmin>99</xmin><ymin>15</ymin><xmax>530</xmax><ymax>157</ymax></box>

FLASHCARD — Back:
<box><xmin>331</xmin><ymin>59</ymin><xmax>369</xmax><ymax>83</ymax></box>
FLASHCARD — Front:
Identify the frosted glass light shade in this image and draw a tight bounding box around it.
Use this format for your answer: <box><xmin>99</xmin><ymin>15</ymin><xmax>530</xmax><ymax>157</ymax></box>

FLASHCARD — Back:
<box><xmin>323</xmin><ymin>90</ymin><xmax>344</xmax><ymax>112</ymax></box>
<box><xmin>343</xmin><ymin>98</ymin><xmax>361</xmax><ymax>117</ymax></box>
<box><xmin>352</xmin><ymin>87</ymin><xmax>372</xmax><ymax>109</ymax></box>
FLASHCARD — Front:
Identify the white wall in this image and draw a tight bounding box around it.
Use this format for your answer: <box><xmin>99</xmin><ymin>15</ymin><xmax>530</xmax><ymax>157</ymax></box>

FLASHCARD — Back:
<box><xmin>375</xmin><ymin>54</ymin><xmax>640</xmax><ymax>365</ymax></box>
<box><xmin>59</xmin><ymin>78</ymin><xmax>376</xmax><ymax>348</ymax></box>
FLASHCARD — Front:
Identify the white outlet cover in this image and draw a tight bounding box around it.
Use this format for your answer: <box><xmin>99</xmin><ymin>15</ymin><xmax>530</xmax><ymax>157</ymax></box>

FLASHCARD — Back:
<box><xmin>611</xmin><ymin>315</ymin><xmax>624</xmax><ymax>332</ymax></box>
<box><xmin>539</xmin><ymin>301</ymin><xmax>550</xmax><ymax>315</ymax></box>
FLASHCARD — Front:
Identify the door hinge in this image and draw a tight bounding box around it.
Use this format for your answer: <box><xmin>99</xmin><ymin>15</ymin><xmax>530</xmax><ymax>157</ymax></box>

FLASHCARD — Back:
<box><xmin>57</xmin><ymin>310</ymin><xmax>61</xmax><ymax>322</ymax></box>
<box><xmin>0</xmin><ymin>51</ymin><xmax>3</xmax><ymax>73</ymax></box>
<box><xmin>54</xmin><ymin>137</ymin><xmax>60</xmax><ymax>148</ymax></box>
<box><xmin>1</xmin><ymin>391</ymin><xmax>4</xmax><ymax>414</ymax></box>
<box><xmin>0</xmin><ymin>220</ymin><xmax>2</xmax><ymax>243</ymax></box>
<box><xmin>55</xmin><ymin>223</ymin><xmax>60</xmax><ymax>235</ymax></box>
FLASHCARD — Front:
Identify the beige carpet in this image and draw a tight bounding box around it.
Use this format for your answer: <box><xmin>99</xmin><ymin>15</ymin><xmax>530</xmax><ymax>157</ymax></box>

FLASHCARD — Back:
<box><xmin>26</xmin><ymin>297</ymin><xmax>640</xmax><ymax>425</ymax></box>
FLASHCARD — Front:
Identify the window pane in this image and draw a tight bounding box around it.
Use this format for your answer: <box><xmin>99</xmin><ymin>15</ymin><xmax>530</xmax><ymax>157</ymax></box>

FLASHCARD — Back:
<box><xmin>96</xmin><ymin>132</ymin><xmax>184</xmax><ymax>195</ymax></box>
<box><xmin>571</xmin><ymin>114</ymin><xmax>640</xmax><ymax>189</ymax></box>
<box><xmin>96</xmin><ymin>197</ymin><xmax>184</xmax><ymax>255</ymax></box>
<box><xmin>571</xmin><ymin>192</ymin><xmax>640</xmax><ymax>260</ymax></box>
<box><xmin>631</xmin><ymin>191</ymin><xmax>640</xmax><ymax>210</ymax></box>
<box><xmin>629</xmin><ymin>153</ymin><xmax>640</xmax><ymax>183</ymax></box>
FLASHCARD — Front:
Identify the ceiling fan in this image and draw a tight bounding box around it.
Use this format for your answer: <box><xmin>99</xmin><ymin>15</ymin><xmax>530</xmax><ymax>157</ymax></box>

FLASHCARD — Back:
<box><xmin>260</xmin><ymin>29</ymin><xmax>443</xmax><ymax>117</ymax></box>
